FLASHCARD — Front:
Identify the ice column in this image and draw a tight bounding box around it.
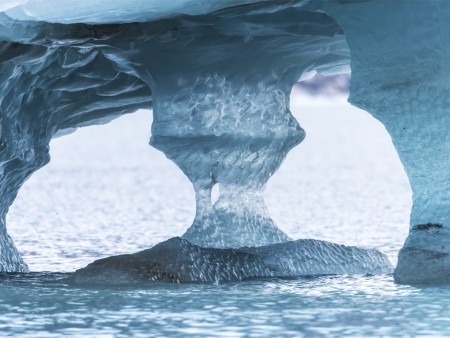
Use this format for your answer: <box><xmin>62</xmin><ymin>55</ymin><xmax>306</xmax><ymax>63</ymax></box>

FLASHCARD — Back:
<box><xmin>138</xmin><ymin>7</ymin><xmax>348</xmax><ymax>249</ymax></box>
<box><xmin>0</xmin><ymin>64</ymin><xmax>51</xmax><ymax>272</ymax></box>
<box><xmin>144</xmin><ymin>12</ymin><xmax>333</xmax><ymax>248</ymax></box>
<box><xmin>151</xmin><ymin>74</ymin><xmax>303</xmax><ymax>248</ymax></box>
<box><xmin>325</xmin><ymin>0</ymin><xmax>450</xmax><ymax>283</ymax></box>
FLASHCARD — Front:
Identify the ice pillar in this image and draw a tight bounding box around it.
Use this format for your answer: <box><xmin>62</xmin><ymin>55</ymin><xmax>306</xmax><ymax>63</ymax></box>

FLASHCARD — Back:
<box><xmin>0</xmin><ymin>68</ymin><xmax>52</xmax><ymax>272</ymax></box>
<box><xmin>325</xmin><ymin>0</ymin><xmax>450</xmax><ymax>283</ymax></box>
<box><xmin>142</xmin><ymin>10</ymin><xmax>345</xmax><ymax>248</ymax></box>
<box><xmin>151</xmin><ymin>74</ymin><xmax>303</xmax><ymax>248</ymax></box>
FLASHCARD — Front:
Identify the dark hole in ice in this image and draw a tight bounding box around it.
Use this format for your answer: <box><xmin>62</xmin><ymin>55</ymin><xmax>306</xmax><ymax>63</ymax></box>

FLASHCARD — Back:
<box><xmin>412</xmin><ymin>223</ymin><xmax>443</xmax><ymax>231</ymax></box>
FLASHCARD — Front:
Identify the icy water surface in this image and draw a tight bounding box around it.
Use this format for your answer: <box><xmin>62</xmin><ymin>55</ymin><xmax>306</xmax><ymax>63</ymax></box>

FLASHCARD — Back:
<box><xmin>1</xmin><ymin>93</ymin><xmax>432</xmax><ymax>336</ymax></box>
<box><xmin>1</xmin><ymin>273</ymin><xmax>450</xmax><ymax>337</ymax></box>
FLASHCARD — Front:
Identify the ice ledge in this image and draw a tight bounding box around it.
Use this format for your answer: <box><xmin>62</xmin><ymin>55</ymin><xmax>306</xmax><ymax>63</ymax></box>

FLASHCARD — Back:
<box><xmin>69</xmin><ymin>237</ymin><xmax>392</xmax><ymax>284</ymax></box>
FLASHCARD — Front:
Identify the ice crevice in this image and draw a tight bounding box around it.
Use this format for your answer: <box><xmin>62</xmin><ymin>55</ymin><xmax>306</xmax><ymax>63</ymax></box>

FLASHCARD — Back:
<box><xmin>1</xmin><ymin>0</ymin><xmax>448</xmax><ymax>283</ymax></box>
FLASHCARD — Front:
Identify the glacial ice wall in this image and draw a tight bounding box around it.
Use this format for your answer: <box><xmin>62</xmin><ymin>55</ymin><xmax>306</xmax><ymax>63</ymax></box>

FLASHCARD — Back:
<box><xmin>0</xmin><ymin>0</ymin><xmax>448</xmax><ymax>283</ymax></box>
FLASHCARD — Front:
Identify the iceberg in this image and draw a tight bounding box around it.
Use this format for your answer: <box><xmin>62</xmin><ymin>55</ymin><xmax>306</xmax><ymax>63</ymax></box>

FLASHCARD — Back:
<box><xmin>0</xmin><ymin>0</ymin><xmax>447</xmax><ymax>283</ymax></box>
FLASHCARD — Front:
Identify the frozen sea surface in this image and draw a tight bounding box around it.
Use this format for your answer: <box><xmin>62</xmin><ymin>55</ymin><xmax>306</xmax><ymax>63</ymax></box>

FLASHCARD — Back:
<box><xmin>1</xmin><ymin>92</ymin><xmax>435</xmax><ymax>337</ymax></box>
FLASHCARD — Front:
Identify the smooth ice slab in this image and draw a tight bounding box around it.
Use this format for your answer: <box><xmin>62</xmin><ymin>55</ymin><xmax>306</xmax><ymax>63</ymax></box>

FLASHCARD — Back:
<box><xmin>69</xmin><ymin>237</ymin><xmax>392</xmax><ymax>284</ymax></box>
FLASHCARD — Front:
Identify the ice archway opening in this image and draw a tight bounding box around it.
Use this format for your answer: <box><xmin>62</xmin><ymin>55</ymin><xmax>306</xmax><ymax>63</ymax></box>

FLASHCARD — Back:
<box><xmin>0</xmin><ymin>3</ymin><xmax>355</xmax><ymax>271</ymax></box>
<box><xmin>266</xmin><ymin>74</ymin><xmax>410</xmax><ymax>256</ymax></box>
<box><xmin>0</xmin><ymin>0</ymin><xmax>447</xmax><ymax>284</ymax></box>
<box><xmin>7</xmin><ymin>110</ymin><xmax>196</xmax><ymax>272</ymax></box>
<box><xmin>0</xmin><ymin>2</ymin><xmax>392</xmax><ymax>276</ymax></box>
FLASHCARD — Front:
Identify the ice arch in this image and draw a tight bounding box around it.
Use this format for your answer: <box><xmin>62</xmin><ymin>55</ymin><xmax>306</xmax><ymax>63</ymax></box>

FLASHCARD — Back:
<box><xmin>0</xmin><ymin>0</ymin><xmax>447</xmax><ymax>283</ymax></box>
<box><xmin>0</xmin><ymin>3</ymin><xmax>351</xmax><ymax>271</ymax></box>
<box><xmin>7</xmin><ymin>109</ymin><xmax>197</xmax><ymax>272</ymax></box>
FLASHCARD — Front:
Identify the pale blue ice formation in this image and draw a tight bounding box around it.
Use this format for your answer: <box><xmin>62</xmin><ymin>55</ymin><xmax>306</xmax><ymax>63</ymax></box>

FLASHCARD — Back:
<box><xmin>2</xmin><ymin>0</ymin><xmax>262</xmax><ymax>23</ymax></box>
<box><xmin>323</xmin><ymin>0</ymin><xmax>450</xmax><ymax>283</ymax></box>
<box><xmin>0</xmin><ymin>0</ymin><xmax>447</xmax><ymax>283</ymax></box>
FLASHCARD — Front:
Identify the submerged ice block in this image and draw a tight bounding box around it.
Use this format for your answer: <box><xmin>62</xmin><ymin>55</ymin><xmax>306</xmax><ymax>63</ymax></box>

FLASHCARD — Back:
<box><xmin>69</xmin><ymin>237</ymin><xmax>392</xmax><ymax>284</ymax></box>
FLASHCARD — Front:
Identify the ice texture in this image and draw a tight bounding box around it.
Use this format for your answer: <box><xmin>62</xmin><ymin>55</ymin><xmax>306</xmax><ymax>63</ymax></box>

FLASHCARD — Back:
<box><xmin>69</xmin><ymin>237</ymin><xmax>392</xmax><ymax>284</ymax></box>
<box><xmin>0</xmin><ymin>0</ymin><xmax>446</xmax><ymax>282</ymax></box>
<box><xmin>324</xmin><ymin>0</ymin><xmax>450</xmax><ymax>283</ymax></box>
<box><xmin>0</xmin><ymin>0</ymin><xmax>351</xmax><ymax>272</ymax></box>
<box><xmin>2</xmin><ymin>0</ymin><xmax>269</xmax><ymax>24</ymax></box>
